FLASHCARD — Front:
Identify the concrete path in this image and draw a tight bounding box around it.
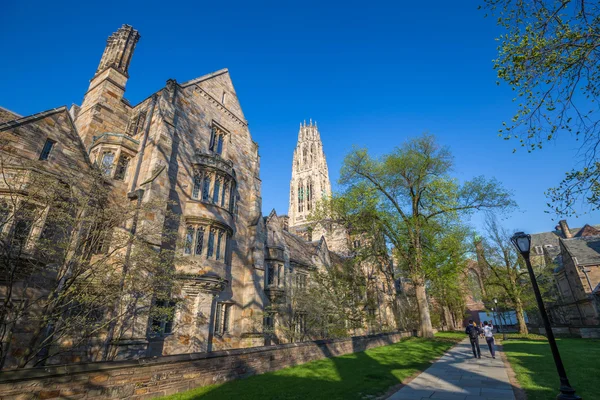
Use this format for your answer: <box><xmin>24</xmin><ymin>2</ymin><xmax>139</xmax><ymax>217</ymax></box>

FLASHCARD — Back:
<box><xmin>387</xmin><ymin>338</ymin><xmax>516</xmax><ymax>400</ymax></box>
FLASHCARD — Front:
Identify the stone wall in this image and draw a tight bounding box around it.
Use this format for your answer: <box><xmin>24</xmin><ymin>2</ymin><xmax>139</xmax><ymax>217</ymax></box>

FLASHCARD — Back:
<box><xmin>529</xmin><ymin>325</ymin><xmax>600</xmax><ymax>338</ymax></box>
<box><xmin>0</xmin><ymin>331</ymin><xmax>413</xmax><ymax>400</ymax></box>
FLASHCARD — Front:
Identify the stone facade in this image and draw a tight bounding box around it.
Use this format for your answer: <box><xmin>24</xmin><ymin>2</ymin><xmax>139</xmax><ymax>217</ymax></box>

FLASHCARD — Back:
<box><xmin>0</xmin><ymin>331</ymin><xmax>412</xmax><ymax>400</ymax></box>
<box><xmin>0</xmin><ymin>24</ymin><xmax>398</xmax><ymax>370</ymax></box>
<box><xmin>531</xmin><ymin>219</ymin><xmax>600</xmax><ymax>327</ymax></box>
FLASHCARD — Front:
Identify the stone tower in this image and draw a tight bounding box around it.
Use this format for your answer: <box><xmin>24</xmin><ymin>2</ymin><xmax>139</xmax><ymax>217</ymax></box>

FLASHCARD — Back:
<box><xmin>288</xmin><ymin>120</ymin><xmax>332</xmax><ymax>231</ymax></box>
<box><xmin>74</xmin><ymin>25</ymin><xmax>141</xmax><ymax>147</ymax></box>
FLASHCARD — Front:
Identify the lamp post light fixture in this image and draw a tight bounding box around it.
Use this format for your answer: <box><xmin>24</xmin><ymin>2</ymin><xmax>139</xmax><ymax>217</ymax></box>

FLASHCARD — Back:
<box><xmin>511</xmin><ymin>231</ymin><xmax>581</xmax><ymax>400</ymax></box>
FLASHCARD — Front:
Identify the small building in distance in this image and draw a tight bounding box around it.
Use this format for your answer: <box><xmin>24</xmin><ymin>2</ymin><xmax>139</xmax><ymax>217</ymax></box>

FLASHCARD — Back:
<box><xmin>531</xmin><ymin>220</ymin><xmax>600</xmax><ymax>333</ymax></box>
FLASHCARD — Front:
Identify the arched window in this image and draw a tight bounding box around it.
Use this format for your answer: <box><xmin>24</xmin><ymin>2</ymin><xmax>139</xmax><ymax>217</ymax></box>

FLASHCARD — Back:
<box><xmin>310</xmin><ymin>143</ymin><xmax>315</xmax><ymax>165</ymax></box>
<box><xmin>307</xmin><ymin>179</ymin><xmax>312</xmax><ymax>211</ymax></box>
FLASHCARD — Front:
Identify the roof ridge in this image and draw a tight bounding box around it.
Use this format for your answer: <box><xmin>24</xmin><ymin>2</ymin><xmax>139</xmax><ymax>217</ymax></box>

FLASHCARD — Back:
<box><xmin>0</xmin><ymin>106</ymin><xmax>68</xmax><ymax>132</ymax></box>
<box><xmin>180</xmin><ymin>68</ymin><xmax>229</xmax><ymax>88</ymax></box>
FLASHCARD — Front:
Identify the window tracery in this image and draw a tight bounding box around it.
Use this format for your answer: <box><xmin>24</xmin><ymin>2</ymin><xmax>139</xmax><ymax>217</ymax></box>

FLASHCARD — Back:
<box><xmin>183</xmin><ymin>223</ymin><xmax>228</xmax><ymax>261</ymax></box>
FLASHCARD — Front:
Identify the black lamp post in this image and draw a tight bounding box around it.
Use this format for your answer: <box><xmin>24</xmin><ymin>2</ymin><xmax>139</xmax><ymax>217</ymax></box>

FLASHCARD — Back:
<box><xmin>493</xmin><ymin>297</ymin><xmax>507</xmax><ymax>340</ymax></box>
<box><xmin>511</xmin><ymin>232</ymin><xmax>581</xmax><ymax>400</ymax></box>
<box><xmin>493</xmin><ymin>298</ymin><xmax>501</xmax><ymax>332</ymax></box>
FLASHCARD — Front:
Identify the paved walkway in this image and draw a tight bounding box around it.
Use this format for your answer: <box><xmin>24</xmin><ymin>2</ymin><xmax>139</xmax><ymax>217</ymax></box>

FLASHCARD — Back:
<box><xmin>387</xmin><ymin>338</ymin><xmax>516</xmax><ymax>400</ymax></box>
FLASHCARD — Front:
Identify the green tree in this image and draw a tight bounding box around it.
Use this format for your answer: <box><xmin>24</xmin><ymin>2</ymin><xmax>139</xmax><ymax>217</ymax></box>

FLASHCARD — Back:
<box><xmin>336</xmin><ymin>134</ymin><xmax>514</xmax><ymax>337</ymax></box>
<box><xmin>484</xmin><ymin>0</ymin><xmax>600</xmax><ymax>215</ymax></box>
<box><xmin>0</xmin><ymin>153</ymin><xmax>175</xmax><ymax>369</ymax></box>
<box><xmin>476</xmin><ymin>217</ymin><xmax>530</xmax><ymax>334</ymax></box>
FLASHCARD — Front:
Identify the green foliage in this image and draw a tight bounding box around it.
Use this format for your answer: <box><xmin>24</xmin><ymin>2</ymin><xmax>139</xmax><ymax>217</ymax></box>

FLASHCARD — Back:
<box><xmin>330</xmin><ymin>134</ymin><xmax>514</xmax><ymax>336</ymax></box>
<box><xmin>484</xmin><ymin>0</ymin><xmax>600</xmax><ymax>215</ymax></box>
<box><xmin>161</xmin><ymin>336</ymin><xmax>463</xmax><ymax>400</ymax></box>
<box><xmin>504</xmin><ymin>338</ymin><xmax>600</xmax><ymax>400</ymax></box>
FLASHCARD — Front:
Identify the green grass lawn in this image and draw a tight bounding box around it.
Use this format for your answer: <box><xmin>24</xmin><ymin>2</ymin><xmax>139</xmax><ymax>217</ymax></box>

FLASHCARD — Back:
<box><xmin>162</xmin><ymin>332</ymin><xmax>463</xmax><ymax>400</ymax></box>
<box><xmin>503</xmin><ymin>337</ymin><xmax>600</xmax><ymax>400</ymax></box>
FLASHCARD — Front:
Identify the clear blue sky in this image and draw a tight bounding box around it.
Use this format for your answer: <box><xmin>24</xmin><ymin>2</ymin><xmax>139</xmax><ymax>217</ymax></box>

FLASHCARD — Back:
<box><xmin>2</xmin><ymin>0</ymin><xmax>598</xmax><ymax>235</ymax></box>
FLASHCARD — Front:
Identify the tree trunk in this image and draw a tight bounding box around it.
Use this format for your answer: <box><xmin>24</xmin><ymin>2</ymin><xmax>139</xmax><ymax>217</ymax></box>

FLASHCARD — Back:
<box><xmin>515</xmin><ymin>298</ymin><xmax>528</xmax><ymax>335</ymax></box>
<box><xmin>414</xmin><ymin>279</ymin><xmax>434</xmax><ymax>337</ymax></box>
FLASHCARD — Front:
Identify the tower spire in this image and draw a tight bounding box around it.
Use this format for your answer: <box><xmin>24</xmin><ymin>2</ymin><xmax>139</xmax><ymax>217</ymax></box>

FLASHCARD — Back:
<box><xmin>288</xmin><ymin>120</ymin><xmax>332</xmax><ymax>230</ymax></box>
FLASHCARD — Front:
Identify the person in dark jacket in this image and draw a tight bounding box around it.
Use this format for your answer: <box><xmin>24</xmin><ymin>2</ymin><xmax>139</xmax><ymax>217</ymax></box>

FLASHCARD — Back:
<box><xmin>465</xmin><ymin>320</ymin><xmax>481</xmax><ymax>358</ymax></box>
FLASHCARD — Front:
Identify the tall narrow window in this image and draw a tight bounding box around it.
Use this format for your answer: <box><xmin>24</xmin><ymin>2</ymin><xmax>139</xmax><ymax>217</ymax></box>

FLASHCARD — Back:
<box><xmin>114</xmin><ymin>155</ymin><xmax>130</xmax><ymax>181</ymax></box>
<box><xmin>216</xmin><ymin>231</ymin><xmax>223</xmax><ymax>260</ymax></box>
<box><xmin>202</xmin><ymin>174</ymin><xmax>211</xmax><ymax>201</ymax></box>
<box><xmin>12</xmin><ymin>204</ymin><xmax>35</xmax><ymax>248</ymax></box>
<box><xmin>216</xmin><ymin>135</ymin><xmax>224</xmax><ymax>155</ymax></box>
<box><xmin>214</xmin><ymin>303</ymin><xmax>231</xmax><ymax>335</ymax></box>
<box><xmin>0</xmin><ymin>200</ymin><xmax>11</xmax><ymax>232</ymax></box>
<box><xmin>307</xmin><ymin>180</ymin><xmax>312</xmax><ymax>211</ymax></box>
<box><xmin>128</xmin><ymin>112</ymin><xmax>146</xmax><ymax>136</ymax></box>
<box><xmin>101</xmin><ymin>152</ymin><xmax>115</xmax><ymax>177</ymax></box>
<box><xmin>39</xmin><ymin>139</ymin><xmax>55</xmax><ymax>161</ymax></box>
<box><xmin>207</xmin><ymin>228</ymin><xmax>215</xmax><ymax>258</ymax></box>
<box><xmin>221</xmin><ymin>91</ymin><xmax>227</xmax><ymax>104</ymax></box>
<box><xmin>303</xmin><ymin>145</ymin><xmax>307</xmax><ymax>165</ymax></box>
<box><xmin>184</xmin><ymin>226</ymin><xmax>194</xmax><ymax>255</ymax></box>
<box><xmin>213</xmin><ymin>178</ymin><xmax>221</xmax><ymax>204</ymax></box>
<box><xmin>267</xmin><ymin>264</ymin><xmax>275</xmax><ymax>286</ymax></box>
<box><xmin>150</xmin><ymin>300</ymin><xmax>175</xmax><ymax>335</ymax></box>
<box><xmin>298</xmin><ymin>182</ymin><xmax>303</xmax><ymax>212</ymax></box>
<box><xmin>192</xmin><ymin>175</ymin><xmax>201</xmax><ymax>199</ymax></box>
<box><xmin>221</xmin><ymin>182</ymin><xmax>228</xmax><ymax>207</ymax></box>
<box><xmin>277</xmin><ymin>264</ymin><xmax>282</xmax><ymax>287</ymax></box>
<box><xmin>195</xmin><ymin>226</ymin><xmax>205</xmax><ymax>256</ymax></box>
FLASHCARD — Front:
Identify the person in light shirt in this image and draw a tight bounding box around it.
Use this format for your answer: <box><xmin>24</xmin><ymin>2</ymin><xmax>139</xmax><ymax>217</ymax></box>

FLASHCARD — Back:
<box><xmin>482</xmin><ymin>321</ymin><xmax>495</xmax><ymax>359</ymax></box>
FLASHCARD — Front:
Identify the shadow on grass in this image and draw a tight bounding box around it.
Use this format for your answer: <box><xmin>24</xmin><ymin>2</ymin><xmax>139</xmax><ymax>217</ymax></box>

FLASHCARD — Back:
<box><xmin>503</xmin><ymin>338</ymin><xmax>600</xmax><ymax>400</ymax></box>
<box><xmin>167</xmin><ymin>337</ymin><xmax>456</xmax><ymax>400</ymax></box>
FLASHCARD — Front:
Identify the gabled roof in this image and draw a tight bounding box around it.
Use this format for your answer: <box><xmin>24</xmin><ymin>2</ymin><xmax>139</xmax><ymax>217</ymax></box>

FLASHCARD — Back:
<box><xmin>561</xmin><ymin>236</ymin><xmax>600</xmax><ymax>266</ymax></box>
<box><xmin>574</xmin><ymin>224</ymin><xmax>600</xmax><ymax>237</ymax></box>
<box><xmin>180</xmin><ymin>68</ymin><xmax>229</xmax><ymax>88</ymax></box>
<box><xmin>0</xmin><ymin>106</ymin><xmax>71</xmax><ymax>132</ymax></box>
<box><xmin>0</xmin><ymin>106</ymin><xmax>21</xmax><ymax>124</ymax></box>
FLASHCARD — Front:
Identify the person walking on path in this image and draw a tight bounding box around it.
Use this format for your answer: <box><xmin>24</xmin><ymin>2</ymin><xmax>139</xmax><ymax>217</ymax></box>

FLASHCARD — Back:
<box><xmin>483</xmin><ymin>320</ymin><xmax>496</xmax><ymax>359</ymax></box>
<box><xmin>465</xmin><ymin>320</ymin><xmax>481</xmax><ymax>358</ymax></box>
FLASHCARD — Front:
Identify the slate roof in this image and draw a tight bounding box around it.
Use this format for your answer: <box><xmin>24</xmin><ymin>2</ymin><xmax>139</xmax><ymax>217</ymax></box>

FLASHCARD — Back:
<box><xmin>530</xmin><ymin>224</ymin><xmax>600</xmax><ymax>247</ymax></box>
<box><xmin>282</xmin><ymin>230</ymin><xmax>317</xmax><ymax>267</ymax></box>
<box><xmin>561</xmin><ymin>236</ymin><xmax>600</xmax><ymax>266</ymax></box>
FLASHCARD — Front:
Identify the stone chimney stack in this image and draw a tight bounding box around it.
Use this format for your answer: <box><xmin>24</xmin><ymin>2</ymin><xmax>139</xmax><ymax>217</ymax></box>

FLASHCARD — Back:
<box><xmin>75</xmin><ymin>25</ymin><xmax>140</xmax><ymax>147</ymax></box>
<box><xmin>96</xmin><ymin>24</ymin><xmax>140</xmax><ymax>77</ymax></box>
<box><xmin>559</xmin><ymin>219</ymin><xmax>573</xmax><ymax>238</ymax></box>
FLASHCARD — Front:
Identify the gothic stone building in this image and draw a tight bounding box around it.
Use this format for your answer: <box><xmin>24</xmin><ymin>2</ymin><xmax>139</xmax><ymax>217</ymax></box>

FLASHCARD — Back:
<box><xmin>531</xmin><ymin>220</ymin><xmax>600</xmax><ymax>327</ymax></box>
<box><xmin>0</xmin><ymin>25</ymin><xmax>393</xmax><ymax>368</ymax></box>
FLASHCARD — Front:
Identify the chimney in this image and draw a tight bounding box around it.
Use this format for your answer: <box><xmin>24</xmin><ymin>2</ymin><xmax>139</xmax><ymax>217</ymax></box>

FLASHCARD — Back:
<box><xmin>559</xmin><ymin>220</ymin><xmax>573</xmax><ymax>238</ymax></box>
